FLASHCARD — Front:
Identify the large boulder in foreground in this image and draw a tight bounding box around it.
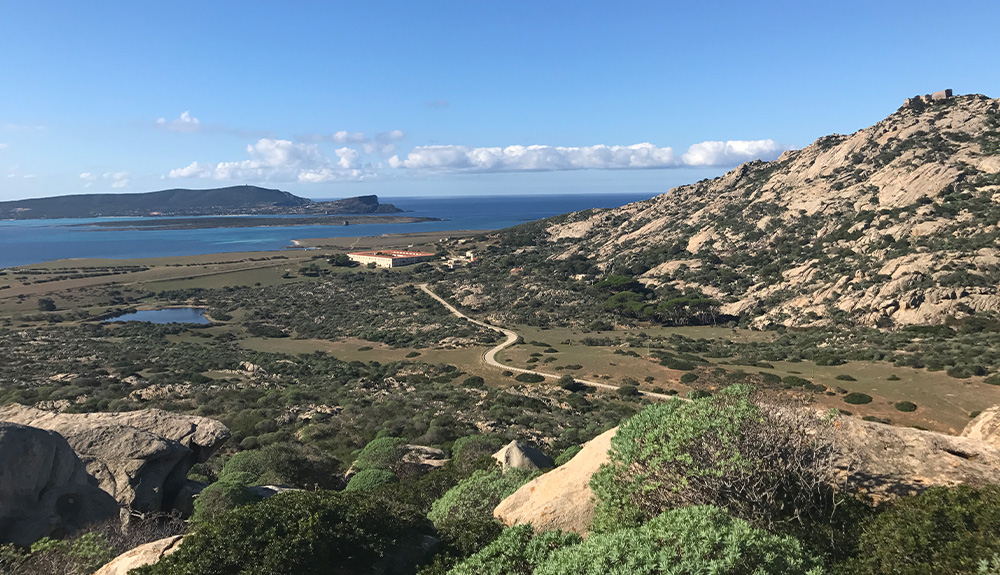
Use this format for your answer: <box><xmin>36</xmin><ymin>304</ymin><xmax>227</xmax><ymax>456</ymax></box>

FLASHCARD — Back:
<box><xmin>494</xmin><ymin>426</ymin><xmax>616</xmax><ymax>534</ymax></box>
<box><xmin>0</xmin><ymin>421</ymin><xmax>119</xmax><ymax>546</ymax></box>
<box><xmin>496</xmin><ymin>407</ymin><xmax>1000</xmax><ymax>534</ymax></box>
<box><xmin>492</xmin><ymin>440</ymin><xmax>554</xmax><ymax>472</ymax></box>
<box><xmin>0</xmin><ymin>405</ymin><xmax>230</xmax><ymax>513</ymax></box>
<box><xmin>92</xmin><ymin>535</ymin><xmax>183</xmax><ymax>575</ymax></box>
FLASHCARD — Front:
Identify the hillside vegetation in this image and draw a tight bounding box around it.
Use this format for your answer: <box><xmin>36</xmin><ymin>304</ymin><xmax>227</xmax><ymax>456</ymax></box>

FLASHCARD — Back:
<box><xmin>464</xmin><ymin>94</ymin><xmax>1000</xmax><ymax>330</ymax></box>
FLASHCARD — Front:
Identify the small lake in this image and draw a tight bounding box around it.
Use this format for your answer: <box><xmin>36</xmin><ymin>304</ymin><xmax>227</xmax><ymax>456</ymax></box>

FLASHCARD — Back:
<box><xmin>104</xmin><ymin>308</ymin><xmax>211</xmax><ymax>324</ymax></box>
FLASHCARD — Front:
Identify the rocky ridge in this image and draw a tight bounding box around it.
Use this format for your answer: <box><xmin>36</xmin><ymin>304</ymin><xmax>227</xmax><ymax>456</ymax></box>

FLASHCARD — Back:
<box><xmin>540</xmin><ymin>93</ymin><xmax>1000</xmax><ymax>327</ymax></box>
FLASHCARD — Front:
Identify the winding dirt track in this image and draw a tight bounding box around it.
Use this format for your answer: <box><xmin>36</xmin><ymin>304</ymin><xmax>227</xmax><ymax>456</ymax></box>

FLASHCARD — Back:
<box><xmin>419</xmin><ymin>283</ymin><xmax>679</xmax><ymax>401</ymax></box>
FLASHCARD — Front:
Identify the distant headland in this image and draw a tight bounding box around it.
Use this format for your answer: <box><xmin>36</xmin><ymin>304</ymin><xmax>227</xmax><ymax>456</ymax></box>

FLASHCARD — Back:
<box><xmin>0</xmin><ymin>185</ymin><xmax>403</xmax><ymax>219</ymax></box>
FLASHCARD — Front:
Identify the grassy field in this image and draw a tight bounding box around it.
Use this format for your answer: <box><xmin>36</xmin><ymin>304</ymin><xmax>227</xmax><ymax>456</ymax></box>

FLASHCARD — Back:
<box><xmin>496</xmin><ymin>325</ymin><xmax>1000</xmax><ymax>434</ymax></box>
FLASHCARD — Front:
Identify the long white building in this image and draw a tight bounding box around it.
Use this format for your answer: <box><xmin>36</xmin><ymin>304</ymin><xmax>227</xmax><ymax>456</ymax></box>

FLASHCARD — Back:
<box><xmin>347</xmin><ymin>249</ymin><xmax>436</xmax><ymax>268</ymax></box>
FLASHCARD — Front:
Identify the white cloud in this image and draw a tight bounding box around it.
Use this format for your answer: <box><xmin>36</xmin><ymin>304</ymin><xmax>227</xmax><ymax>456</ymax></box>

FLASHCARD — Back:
<box><xmin>389</xmin><ymin>139</ymin><xmax>789</xmax><ymax>173</ymax></box>
<box><xmin>299</xmin><ymin>129</ymin><xmax>405</xmax><ymax>157</ymax></box>
<box><xmin>81</xmin><ymin>171</ymin><xmax>128</xmax><ymax>188</ymax></box>
<box><xmin>2</xmin><ymin>123</ymin><xmax>44</xmax><ymax>132</ymax></box>
<box><xmin>389</xmin><ymin>143</ymin><xmax>679</xmax><ymax>172</ymax></box>
<box><xmin>681</xmin><ymin>139</ymin><xmax>786</xmax><ymax>167</ymax></box>
<box><xmin>156</xmin><ymin>111</ymin><xmax>202</xmax><ymax>133</ymax></box>
<box><xmin>169</xmin><ymin>138</ymin><xmax>370</xmax><ymax>183</ymax></box>
<box><xmin>0</xmin><ymin>143</ymin><xmax>8</xmax><ymax>151</ymax></box>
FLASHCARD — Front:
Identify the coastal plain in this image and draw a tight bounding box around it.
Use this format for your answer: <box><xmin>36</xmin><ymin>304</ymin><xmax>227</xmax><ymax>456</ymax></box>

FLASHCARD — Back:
<box><xmin>2</xmin><ymin>227</ymin><xmax>997</xmax><ymax>435</ymax></box>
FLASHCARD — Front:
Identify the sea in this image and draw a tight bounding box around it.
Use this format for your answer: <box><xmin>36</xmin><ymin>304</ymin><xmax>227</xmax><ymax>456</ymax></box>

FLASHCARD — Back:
<box><xmin>0</xmin><ymin>193</ymin><xmax>656</xmax><ymax>269</ymax></box>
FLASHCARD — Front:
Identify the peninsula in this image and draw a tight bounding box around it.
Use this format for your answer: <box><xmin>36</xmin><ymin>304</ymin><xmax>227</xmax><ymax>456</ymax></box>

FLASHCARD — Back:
<box><xmin>0</xmin><ymin>186</ymin><xmax>403</xmax><ymax>219</ymax></box>
<box><xmin>73</xmin><ymin>214</ymin><xmax>439</xmax><ymax>231</ymax></box>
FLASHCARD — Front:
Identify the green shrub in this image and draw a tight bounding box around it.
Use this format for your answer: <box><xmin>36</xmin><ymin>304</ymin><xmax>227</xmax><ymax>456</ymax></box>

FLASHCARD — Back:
<box><xmin>447</xmin><ymin>524</ymin><xmax>581</xmax><ymax>575</ymax></box>
<box><xmin>844</xmin><ymin>393</ymin><xmax>873</xmax><ymax>405</ymax></box>
<box><xmin>353</xmin><ymin>437</ymin><xmax>407</xmax><ymax>472</ymax></box>
<box><xmin>686</xmin><ymin>389</ymin><xmax>711</xmax><ymax>400</ymax></box>
<box><xmin>590</xmin><ymin>386</ymin><xmax>839</xmax><ymax>532</ymax></box>
<box><xmin>759</xmin><ymin>372</ymin><xmax>782</xmax><ymax>385</ymax></box>
<box><xmin>840</xmin><ymin>485</ymin><xmax>1000</xmax><ymax>575</ymax></box>
<box><xmin>462</xmin><ymin>376</ymin><xmax>485</xmax><ymax>387</ymax></box>
<box><xmin>554</xmin><ymin>445</ymin><xmax>582</xmax><ymax>466</ymax></box>
<box><xmin>514</xmin><ymin>373</ymin><xmax>545</xmax><ymax>383</ymax></box>
<box><xmin>887</xmin><ymin>374</ymin><xmax>901</xmax><ymax>381</ymax></box>
<box><xmin>679</xmin><ymin>372</ymin><xmax>698</xmax><ymax>384</ymax></box>
<box><xmin>783</xmin><ymin>376</ymin><xmax>812</xmax><ymax>387</ymax></box>
<box><xmin>191</xmin><ymin>472</ymin><xmax>263</xmax><ymax>523</ymax></box>
<box><xmin>345</xmin><ymin>468</ymin><xmax>399</xmax><ymax>491</ymax></box>
<box><xmin>218</xmin><ymin>443</ymin><xmax>342</xmax><ymax>489</ymax></box>
<box><xmin>534</xmin><ymin>506</ymin><xmax>820</xmax><ymax>575</ymax></box>
<box><xmin>662</xmin><ymin>358</ymin><xmax>695</xmax><ymax>371</ymax></box>
<box><xmin>616</xmin><ymin>385</ymin><xmax>640</xmax><ymax>398</ymax></box>
<box><xmin>835</xmin><ymin>374</ymin><xmax>857</xmax><ymax>381</ymax></box>
<box><xmin>136</xmin><ymin>491</ymin><xmax>430</xmax><ymax>575</ymax></box>
<box><xmin>985</xmin><ymin>374</ymin><xmax>1000</xmax><ymax>386</ymax></box>
<box><xmin>894</xmin><ymin>401</ymin><xmax>918</xmax><ymax>412</ymax></box>
<box><xmin>451</xmin><ymin>435</ymin><xmax>505</xmax><ymax>474</ymax></box>
<box><xmin>406</xmin><ymin>351</ymin><xmax>421</xmax><ymax>358</ymax></box>
<box><xmin>28</xmin><ymin>532</ymin><xmax>117</xmax><ymax>575</ymax></box>
<box><xmin>428</xmin><ymin>469</ymin><xmax>535</xmax><ymax>555</ymax></box>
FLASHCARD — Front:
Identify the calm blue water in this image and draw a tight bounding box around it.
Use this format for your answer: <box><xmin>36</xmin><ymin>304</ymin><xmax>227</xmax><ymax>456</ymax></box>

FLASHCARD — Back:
<box><xmin>104</xmin><ymin>308</ymin><xmax>211</xmax><ymax>324</ymax></box>
<box><xmin>0</xmin><ymin>193</ymin><xmax>655</xmax><ymax>268</ymax></box>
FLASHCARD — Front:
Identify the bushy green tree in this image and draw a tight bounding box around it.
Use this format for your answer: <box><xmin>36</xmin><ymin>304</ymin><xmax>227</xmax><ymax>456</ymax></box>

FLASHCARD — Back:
<box><xmin>447</xmin><ymin>524</ymin><xmax>581</xmax><ymax>575</ymax></box>
<box><xmin>219</xmin><ymin>442</ymin><xmax>342</xmax><ymax>489</ymax></box>
<box><xmin>136</xmin><ymin>491</ymin><xmax>430</xmax><ymax>575</ymax></box>
<box><xmin>839</xmin><ymin>485</ymin><xmax>1000</xmax><ymax>575</ymax></box>
<box><xmin>534</xmin><ymin>506</ymin><xmax>820</xmax><ymax>575</ymax></box>
<box><xmin>345</xmin><ymin>468</ymin><xmax>399</xmax><ymax>491</ymax></box>
<box><xmin>590</xmin><ymin>385</ymin><xmax>840</xmax><ymax>532</ymax></box>
<box><xmin>428</xmin><ymin>468</ymin><xmax>535</xmax><ymax>555</ymax></box>
<box><xmin>553</xmin><ymin>445</ymin><xmax>581</xmax><ymax>466</ymax></box>
<box><xmin>191</xmin><ymin>471</ymin><xmax>262</xmax><ymax>523</ymax></box>
<box><xmin>352</xmin><ymin>436</ymin><xmax>408</xmax><ymax>472</ymax></box>
<box><xmin>450</xmin><ymin>435</ymin><xmax>504</xmax><ymax>474</ymax></box>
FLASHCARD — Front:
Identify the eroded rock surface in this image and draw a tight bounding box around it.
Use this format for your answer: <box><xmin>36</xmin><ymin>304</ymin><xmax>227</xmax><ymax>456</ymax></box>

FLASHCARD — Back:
<box><xmin>0</xmin><ymin>405</ymin><xmax>230</xmax><ymax>513</ymax></box>
<box><xmin>961</xmin><ymin>406</ymin><xmax>1000</xmax><ymax>449</ymax></box>
<box><xmin>492</xmin><ymin>440</ymin><xmax>554</xmax><ymax>472</ymax></box>
<box><xmin>494</xmin><ymin>426</ymin><xmax>615</xmax><ymax>534</ymax></box>
<box><xmin>91</xmin><ymin>535</ymin><xmax>183</xmax><ymax>575</ymax></box>
<box><xmin>0</xmin><ymin>421</ymin><xmax>119</xmax><ymax>546</ymax></box>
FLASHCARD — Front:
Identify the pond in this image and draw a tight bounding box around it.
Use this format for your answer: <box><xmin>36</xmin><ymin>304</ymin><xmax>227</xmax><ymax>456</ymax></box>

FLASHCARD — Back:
<box><xmin>104</xmin><ymin>308</ymin><xmax>211</xmax><ymax>324</ymax></box>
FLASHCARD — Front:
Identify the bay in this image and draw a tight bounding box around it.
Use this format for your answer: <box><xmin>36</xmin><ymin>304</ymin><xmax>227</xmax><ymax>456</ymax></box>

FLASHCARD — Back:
<box><xmin>0</xmin><ymin>192</ymin><xmax>655</xmax><ymax>268</ymax></box>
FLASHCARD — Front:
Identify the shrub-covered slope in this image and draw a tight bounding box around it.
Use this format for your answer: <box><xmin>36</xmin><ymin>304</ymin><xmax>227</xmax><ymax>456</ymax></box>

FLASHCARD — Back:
<box><xmin>533</xmin><ymin>94</ymin><xmax>1000</xmax><ymax>328</ymax></box>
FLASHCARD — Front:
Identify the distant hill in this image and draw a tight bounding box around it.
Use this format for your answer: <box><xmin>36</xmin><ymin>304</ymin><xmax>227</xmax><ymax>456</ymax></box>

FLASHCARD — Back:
<box><xmin>0</xmin><ymin>186</ymin><xmax>401</xmax><ymax>219</ymax></box>
<box><xmin>489</xmin><ymin>92</ymin><xmax>1000</xmax><ymax>328</ymax></box>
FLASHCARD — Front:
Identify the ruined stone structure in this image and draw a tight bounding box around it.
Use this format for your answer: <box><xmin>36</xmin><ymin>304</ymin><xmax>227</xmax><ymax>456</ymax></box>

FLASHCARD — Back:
<box><xmin>905</xmin><ymin>89</ymin><xmax>953</xmax><ymax>106</ymax></box>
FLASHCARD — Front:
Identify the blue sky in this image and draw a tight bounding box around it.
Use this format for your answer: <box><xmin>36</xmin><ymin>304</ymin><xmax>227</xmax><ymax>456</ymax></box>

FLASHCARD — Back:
<box><xmin>1</xmin><ymin>0</ymin><xmax>998</xmax><ymax>201</ymax></box>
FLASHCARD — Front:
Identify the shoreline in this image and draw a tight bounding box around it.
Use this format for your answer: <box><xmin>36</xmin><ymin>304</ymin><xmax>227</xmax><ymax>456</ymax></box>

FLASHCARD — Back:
<box><xmin>3</xmin><ymin>229</ymin><xmax>493</xmax><ymax>270</ymax></box>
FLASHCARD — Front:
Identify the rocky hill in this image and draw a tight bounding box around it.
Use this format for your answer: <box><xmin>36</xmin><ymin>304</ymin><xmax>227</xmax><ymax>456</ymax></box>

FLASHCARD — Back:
<box><xmin>541</xmin><ymin>93</ymin><xmax>1000</xmax><ymax>328</ymax></box>
<box><xmin>0</xmin><ymin>186</ymin><xmax>401</xmax><ymax>219</ymax></box>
